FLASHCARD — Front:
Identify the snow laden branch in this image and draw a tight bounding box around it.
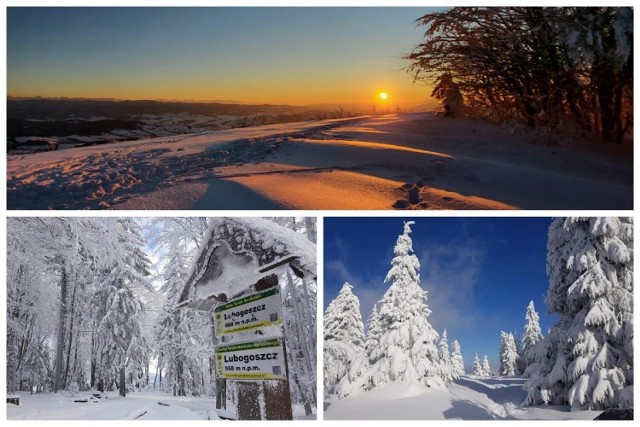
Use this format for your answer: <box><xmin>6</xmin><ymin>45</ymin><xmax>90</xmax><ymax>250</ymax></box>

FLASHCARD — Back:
<box><xmin>406</xmin><ymin>7</ymin><xmax>633</xmax><ymax>143</ymax></box>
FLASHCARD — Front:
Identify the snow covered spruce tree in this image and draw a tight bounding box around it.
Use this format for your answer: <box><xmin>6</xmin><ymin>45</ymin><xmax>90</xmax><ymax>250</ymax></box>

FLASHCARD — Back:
<box><xmin>481</xmin><ymin>355</ymin><xmax>491</xmax><ymax>377</ymax></box>
<box><xmin>473</xmin><ymin>354</ymin><xmax>483</xmax><ymax>376</ymax></box>
<box><xmin>525</xmin><ymin>217</ymin><xmax>633</xmax><ymax>410</ymax></box>
<box><xmin>363</xmin><ymin>221</ymin><xmax>443</xmax><ymax>389</ymax></box>
<box><xmin>94</xmin><ymin>219</ymin><xmax>151</xmax><ymax>397</ymax></box>
<box><xmin>522</xmin><ymin>301</ymin><xmax>543</xmax><ymax>377</ymax></box>
<box><xmin>451</xmin><ymin>340</ymin><xmax>465</xmax><ymax>379</ymax></box>
<box><xmin>499</xmin><ymin>332</ymin><xmax>520</xmax><ymax>376</ymax></box>
<box><xmin>366</xmin><ymin>304</ymin><xmax>382</xmax><ymax>365</ymax></box>
<box><xmin>438</xmin><ymin>330</ymin><xmax>453</xmax><ymax>384</ymax></box>
<box><xmin>324</xmin><ymin>282</ymin><xmax>366</xmax><ymax>396</ymax></box>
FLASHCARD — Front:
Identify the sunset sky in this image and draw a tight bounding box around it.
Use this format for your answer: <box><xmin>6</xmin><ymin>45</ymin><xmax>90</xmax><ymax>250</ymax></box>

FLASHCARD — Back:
<box><xmin>8</xmin><ymin>7</ymin><xmax>439</xmax><ymax>106</ymax></box>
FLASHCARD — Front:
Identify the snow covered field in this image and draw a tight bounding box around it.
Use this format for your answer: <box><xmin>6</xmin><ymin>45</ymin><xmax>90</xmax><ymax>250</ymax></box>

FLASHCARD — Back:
<box><xmin>324</xmin><ymin>375</ymin><xmax>601</xmax><ymax>420</ymax></box>
<box><xmin>7</xmin><ymin>113</ymin><xmax>632</xmax><ymax>210</ymax></box>
<box><xmin>6</xmin><ymin>390</ymin><xmax>314</xmax><ymax>420</ymax></box>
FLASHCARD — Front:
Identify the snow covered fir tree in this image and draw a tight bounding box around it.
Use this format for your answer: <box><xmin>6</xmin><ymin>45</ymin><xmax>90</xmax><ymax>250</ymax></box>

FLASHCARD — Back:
<box><xmin>323</xmin><ymin>282</ymin><xmax>366</xmax><ymax>397</ymax></box>
<box><xmin>6</xmin><ymin>217</ymin><xmax>317</xmax><ymax>420</ymax></box>
<box><xmin>364</xmin><ymin>221</ymin><xmax>444</xmax><ymax>390</ymax></box>
<box><xmin>324</xmin><ymin>217</ymin><xmax>633</xmax><ymax>420</ymax></box>
<box><xmin>524</xmin><ymin>217</ymin><xmax>633</xmax><ymax>411</ymax></box>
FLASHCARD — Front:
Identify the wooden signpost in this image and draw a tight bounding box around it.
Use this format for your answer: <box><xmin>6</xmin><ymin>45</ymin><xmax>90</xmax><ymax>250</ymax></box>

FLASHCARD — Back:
<box><xmin>213</xmin><ymin>285</ymin><xmax>293</xmax><ymax>421</ymax></box>
<box><xmin>176</xmin><ymin>219</ymin><xmax>317</xmax><ymax>421</ymax></box>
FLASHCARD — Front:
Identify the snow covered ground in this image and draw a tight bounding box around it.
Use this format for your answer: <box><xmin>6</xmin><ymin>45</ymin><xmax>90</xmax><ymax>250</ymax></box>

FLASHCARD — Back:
<box><xmin>7</xmin><ymin>114</ymin><xmax>632</xmax><ymax>209</ymax></box>
<box><xmin>6</xmin><ymin>390</ymin><xmax>315</xmax><ymax>420</ymax></box>
<box><xmin>324</xmin><ymin>375</ymin><xmax>602</xmax><ymax>420</ymax></box>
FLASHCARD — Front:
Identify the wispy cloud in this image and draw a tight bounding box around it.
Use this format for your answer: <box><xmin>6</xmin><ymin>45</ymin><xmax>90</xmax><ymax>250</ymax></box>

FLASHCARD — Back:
<box><xmin>325</xmin><ymin>258</ymin><xmax>387</xmax><ymax>328</ymax></box>
<box><xmin>418</xmin><ymin>236</ymin><xmax>503</xmax><ymax>340</ymax></box>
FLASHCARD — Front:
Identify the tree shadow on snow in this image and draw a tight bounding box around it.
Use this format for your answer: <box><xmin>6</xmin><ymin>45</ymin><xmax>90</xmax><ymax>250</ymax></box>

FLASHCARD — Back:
<box><xmin>454</xmin><ymin>377</ymin><xmax>527</xmax><ymax>405</ymax></box>
<box><xmin>442</xmin><ymin>399</ymin><xmax>499</xmax><ymax>420</ymax></box>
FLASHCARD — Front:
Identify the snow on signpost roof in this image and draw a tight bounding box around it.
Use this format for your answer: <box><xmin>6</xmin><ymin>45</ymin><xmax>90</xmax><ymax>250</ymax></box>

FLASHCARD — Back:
<box><xmin>176</xmin><ymin>218</ymin><xmax>316</xmax><ymax>310</ymax></box>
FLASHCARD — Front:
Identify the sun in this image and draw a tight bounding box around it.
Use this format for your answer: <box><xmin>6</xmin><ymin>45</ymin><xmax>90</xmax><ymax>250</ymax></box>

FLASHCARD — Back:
<box><xmin>379</xmin><ymin>92</ymin><xmax>389</xmax><ymax>101</ymax></box>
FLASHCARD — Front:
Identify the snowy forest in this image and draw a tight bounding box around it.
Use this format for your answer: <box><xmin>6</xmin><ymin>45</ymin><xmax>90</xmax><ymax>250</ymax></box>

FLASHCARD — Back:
<box><xmin>6</xmin><ymin>217</ymin><xmax>317</xmax><ymax>420</ymax></box>
<box><xmin>407</xmin><ymin>7</ymin><xmax>633</xmax><ymax>144</ymax></box>
<box><xmin>324</xmin><ymin>218</ymin><xmax>633</xmax><ymax>420</ymax></box>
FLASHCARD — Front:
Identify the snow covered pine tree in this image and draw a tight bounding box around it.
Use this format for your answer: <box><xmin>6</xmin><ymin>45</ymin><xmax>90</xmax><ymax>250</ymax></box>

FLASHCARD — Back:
<box><xmin>438</xmin><ymin>330</ymin><xmax>453</xmax><ymax>384</ymax></box>
<box><xmin>499</xmin><ymin>332</ymin><xmax>520</xmax><ymax>376</ymax></box>
<box><xmin>450</xmin><ymin>340</ymin><xmax>465</xmax><ymax>379</ymax></box>
<box><xmin>473</xmin><ymin>354</ymin><xmax>483</xmax><ymax>376</ymax></box>
<box><xmin>324</xmin><ymin>282</ymin><xmax>366</xmax><ymax>397</ymax></box>
<box><xmin>363</xmin><ymin>221</ymin><xmax>443</xmax><ymax>389</ymax></box>
<box><xmin>525</xmin><ymin>218</ymin><xmax>633</xmax><ymax>410</ymax></box>
<box><xmin>522</xmin><ymin>300</ymin><xmax>544</xmax><ymax>378</ymax></box>
<box><xmin>481</xmin><ymin>355</ymin><xmax>491</xmax><ymax>377</ymax></box>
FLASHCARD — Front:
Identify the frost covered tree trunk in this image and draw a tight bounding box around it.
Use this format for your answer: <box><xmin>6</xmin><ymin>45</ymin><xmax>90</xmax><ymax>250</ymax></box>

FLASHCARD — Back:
<box><xmin>285</xmin><ymin>270</ymin><xmax>315</xmax><ymax>414</ymax></box>
<box><xmin>525</xmin><ymin>217</ymin><xmax>633</xmax><ymax>410</ymax></box>
<box><xmin>118</xmin><ymin>367</ymin><xmax>126</xmax><ymax>397</ymax></box>
<box><xmin>53</xmin><ymin>264</ymin><xmax>68</xmax><ymax>393</ymax></box>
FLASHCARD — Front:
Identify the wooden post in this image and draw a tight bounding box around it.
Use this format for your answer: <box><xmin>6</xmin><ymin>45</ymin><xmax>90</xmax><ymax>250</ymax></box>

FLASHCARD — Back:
<box><xmin>212</xmin><ymin>311</ymin><xmax>227</xmax><ymax>412</ymax></box>
<box><xmin>237</xmin><ymin>382</ymin><xmax>261</xmax><ymax>420</ymax></box>
<box><xmin>260</xmin><ymin>275</ymin><xmax>294</xmax><ymax>421</ymax></box>
<box><xmin>264</xmin><ymin>380</ymin><xmax>293</xmax><ymax>420</ymax></box>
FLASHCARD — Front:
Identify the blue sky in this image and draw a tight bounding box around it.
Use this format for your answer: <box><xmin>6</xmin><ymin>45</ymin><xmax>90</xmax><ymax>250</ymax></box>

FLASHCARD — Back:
<box><xmin>8</xmin><ymin>7</ymin><xmax>437</xmax><ymax>105</ymax></box>
<box><xmin>324</xmin><ymin>217</ymin><xmax>557</xmax><ymax>372</ymax></box>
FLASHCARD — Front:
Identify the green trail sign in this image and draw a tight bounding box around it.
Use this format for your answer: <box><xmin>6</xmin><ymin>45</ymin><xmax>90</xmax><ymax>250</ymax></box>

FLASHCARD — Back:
<box><xmin>215</xmin><ymin>339</ymin><xmax>287</xmax><ymax>381</ymax></box>
<box><xmin>214</xmin><ymin>288</ymin><xmax>283</xmax><ymax>336</ymax></box>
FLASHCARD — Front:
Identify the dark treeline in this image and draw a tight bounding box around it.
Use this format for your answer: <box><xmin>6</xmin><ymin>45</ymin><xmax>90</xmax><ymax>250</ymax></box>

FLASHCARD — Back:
<box><xmin>407</xmin><ymin>7</ymin><xmax>633</xmax><ymax>143</ymax></box>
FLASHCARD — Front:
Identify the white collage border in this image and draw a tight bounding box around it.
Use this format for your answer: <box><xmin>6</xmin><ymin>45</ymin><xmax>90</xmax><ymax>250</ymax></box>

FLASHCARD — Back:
<box><xmin>1</xmin><ymin>0</ymin><xmax>637</xmax><ymax>425</ymax></box>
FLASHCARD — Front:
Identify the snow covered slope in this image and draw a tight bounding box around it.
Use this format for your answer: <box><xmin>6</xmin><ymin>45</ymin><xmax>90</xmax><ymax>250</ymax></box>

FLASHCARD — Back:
<box><xmin>324</xmin><ymin>375</ymin><xmax>602</xmax><ymax>420</ymax></box>
<box><xmin>7</xmin><ymin>114</ymin><xmax>632</xmax><ymax>210</ymax></box>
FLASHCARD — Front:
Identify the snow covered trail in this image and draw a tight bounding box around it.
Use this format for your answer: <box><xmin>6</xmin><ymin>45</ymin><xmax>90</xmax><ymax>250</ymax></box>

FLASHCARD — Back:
<box><xmin>7</xmin><ymin>114</ymin><xmax>632</xmax><ymax>209</ymax></box>
<box><xmin>324</xmin><ymin>376</ymin><xmax>602</xmax><ymax>420</ymax></box>
<box><xmin>6</xmin><ymin>391</ymin><xmax>217</xmax><ymax>420</ymax></box>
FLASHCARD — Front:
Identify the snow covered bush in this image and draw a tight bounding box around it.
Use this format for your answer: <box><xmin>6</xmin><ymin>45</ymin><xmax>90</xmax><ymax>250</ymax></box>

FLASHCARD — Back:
<box><xmin>324</xmin><ymin>282</ymin><xmax>366</xmax><ymax>396</ymax></box>
<box><xmin>525</xmin><ymin>217</ymin><xmax>633</xmax><ymax>410</ymax></box>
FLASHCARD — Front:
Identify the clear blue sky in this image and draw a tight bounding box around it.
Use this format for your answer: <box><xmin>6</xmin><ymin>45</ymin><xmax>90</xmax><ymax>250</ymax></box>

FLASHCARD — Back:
<box><xmin>8</xmin><ymin>7</ymin><xmax>438</xmax><ymax>105</ymax></box>
<box><xmin>324</xmin><ymin>217</ymin><xmax>557</xmax><ymax>372</ymax></box>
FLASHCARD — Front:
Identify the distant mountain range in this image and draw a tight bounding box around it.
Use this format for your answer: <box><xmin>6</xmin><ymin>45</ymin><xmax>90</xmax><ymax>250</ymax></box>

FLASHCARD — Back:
<box><xmin>7</xmin><ymin>98</ymin><xmax>331</xmax><ymax>121</ymax></box>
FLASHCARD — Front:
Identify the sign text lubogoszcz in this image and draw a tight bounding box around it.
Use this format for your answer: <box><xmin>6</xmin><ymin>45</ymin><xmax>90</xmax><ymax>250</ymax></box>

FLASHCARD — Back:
<box><xmin>215</xmin><ymin>339</ymin><xmax>286</xmax><ymax>380</ymax></box>
<box><xmin>214</xmin><ymin>288</ymin><xmax>282</xmax><ymax>336</ymax></box>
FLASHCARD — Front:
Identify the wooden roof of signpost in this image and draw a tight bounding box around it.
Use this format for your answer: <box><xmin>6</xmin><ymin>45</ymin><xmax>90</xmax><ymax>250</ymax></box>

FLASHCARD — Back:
<box><xmin>176</xmin><ymin>218</ymin><xmax>316</xmax><ymax>310</ymax></box>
